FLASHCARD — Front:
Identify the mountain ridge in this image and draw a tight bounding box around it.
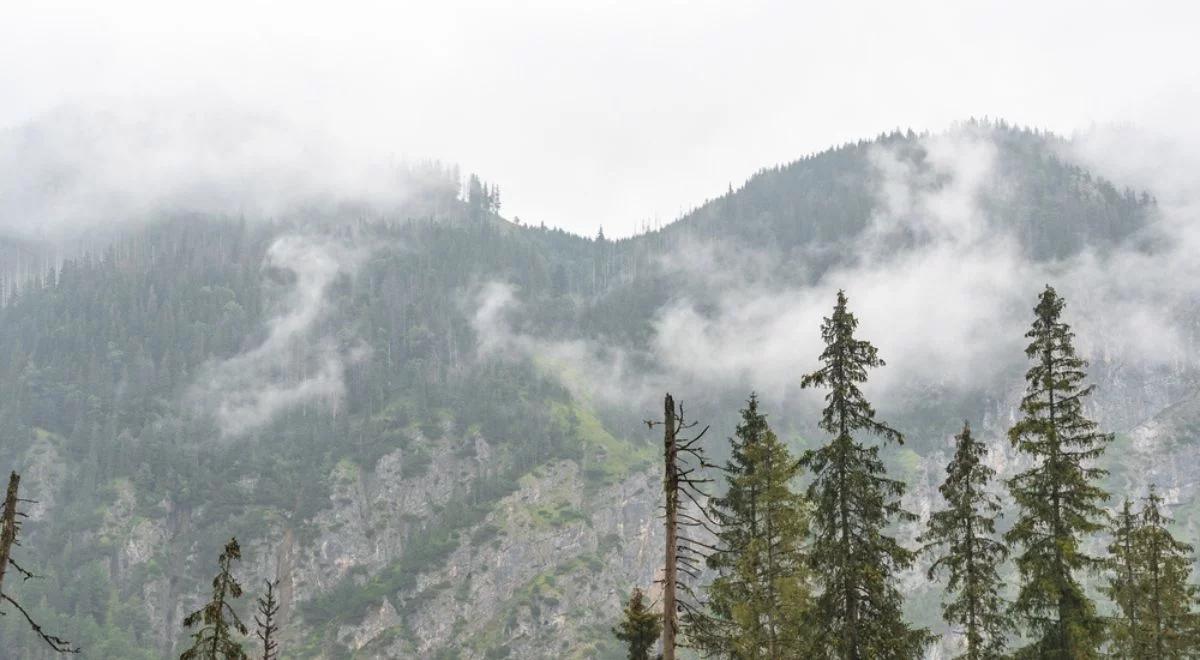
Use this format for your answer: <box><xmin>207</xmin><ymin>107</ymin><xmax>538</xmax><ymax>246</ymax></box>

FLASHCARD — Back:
<box><xmin>0</xmin><ymin>122</ymin><xmax>1194</xmax><ymax>658</ymax></box>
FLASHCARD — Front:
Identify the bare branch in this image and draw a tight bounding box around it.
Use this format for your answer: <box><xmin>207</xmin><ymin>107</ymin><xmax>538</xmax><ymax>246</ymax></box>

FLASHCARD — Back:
<box><xmin>1</xmin><ymin>594</ymin><xmax>79</xmax><ymax>653</ymax></box>
<box><xmin>8</xmin><ymin>558</ymin><xmax>41</xmax><ymax>581</ymax></box>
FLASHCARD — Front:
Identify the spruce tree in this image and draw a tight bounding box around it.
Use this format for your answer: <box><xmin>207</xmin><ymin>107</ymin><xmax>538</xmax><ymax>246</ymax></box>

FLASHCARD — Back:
<box><xmin>1005</xmin><ymin>285</ymin><xmax>1111</xmax><ymax>659</ymax></box>
<box><xmin>921</xmin><ymin>422</ymin><xmax>1008</xmax><ymax>659</ymax></box>
<box><xmin>799</xmin><ymin>290</ymin><xmax>931</xmax><ymax>659</ymax></box>
<box><xmin>698</xmin><ymin>394</ymin><xmax>811</xmax><ymax>658</ymax></box>
<box><xmin>613</xmin><ymin>587</ymin><xmax>662</xmax><ymax>660</ymax></box>
<box><xmin>1105</xmin><ymin>488</ymin><xmax>1200</xmax><ymax>658</ymax></box>
<box><xmin>181</xmin><ymin>538</ymin><xmax>249</xmax><ymax>660</ymax></box>
<box><xmin>1104</xmin><ymin>499</ymin><xmax>1142</xmax><ymax>656</ymax></box>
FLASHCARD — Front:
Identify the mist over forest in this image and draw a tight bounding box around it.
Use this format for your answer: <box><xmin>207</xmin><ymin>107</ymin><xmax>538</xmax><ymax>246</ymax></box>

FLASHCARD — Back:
<box><xmin>3</xmin><ymin>2</ymin><xmax>1200</xmax><ymax>659</ymax></box>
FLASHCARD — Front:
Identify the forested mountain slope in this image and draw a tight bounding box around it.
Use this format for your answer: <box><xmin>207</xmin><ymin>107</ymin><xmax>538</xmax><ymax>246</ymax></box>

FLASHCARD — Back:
<box><xmin>0</xmin><ymin>121</ymin><xmax>1194</xmax><ymax>658</ymax></box>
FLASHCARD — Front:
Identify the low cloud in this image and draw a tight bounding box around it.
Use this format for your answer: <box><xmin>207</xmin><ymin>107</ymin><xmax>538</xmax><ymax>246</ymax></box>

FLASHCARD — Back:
<box><xmin>472</xmin><ymin>281</ymin><xmax>662</xmax><ymax>407</ymax></box>
<box><xmin>187</xmin><ymin>235</ymin><xmax>368</xmax><ymax>436</ymax></box>
<box><xmin>0</xmin><ymin>100</ymin><xmax>460</xmax><ymax>241</ymax></box>
<box><xmin>473</xmin><ymin>126</ymin><xmax>1200</xmax><ymax>427</ymax></box>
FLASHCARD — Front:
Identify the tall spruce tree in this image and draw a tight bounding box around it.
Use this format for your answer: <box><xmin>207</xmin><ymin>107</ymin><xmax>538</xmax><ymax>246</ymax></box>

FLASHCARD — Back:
<box><xmin>181</xmin><ymin>538</ymin><xmax>249</xmax><ymax>660</ymax></box>
<box><xmin>799</xmin><ymin>290</ymin><xmax>931</xmax><ymax>659</ymax></box>
<box><xmin>1105</xmin><ymin>487</ymin><xmax>1200</xmax><ymax>658</ymax></box>
<box><xmin>1005</xmin><ymin>285</ymin><xmax>1111</xmax><ymax>659</ymax></box>
<box><xmin>698</xmin><ymin>394</ymin><xmax>811</xmax><ymax>658</ymax></box>
<box><xmin>613</xmin><ymin>587</ymin><xmax>662</xmax><ymax>660</ymax></box>
<box><xmin>921</xmin><ymin>422</ymin><xmax>1008</xmax><ymax>659</ymax></box>
<box><xmin>1105</xmin><ymin>499</ymin><xmax>1142</xmax><ymax>657</ymax></box>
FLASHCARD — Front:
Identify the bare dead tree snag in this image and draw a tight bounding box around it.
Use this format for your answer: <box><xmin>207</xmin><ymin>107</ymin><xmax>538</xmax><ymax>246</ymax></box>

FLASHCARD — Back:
<box><xmin>0</xmin><ymin>471</ymin><xmax>80</xmax><ymax>653</ymax></box>
<box><xmin>647</xmin><ymin>394</ymin><xmax>716</xmax><ymax>660</ymax></box>
<box><xmin>662</xmin><ymin>394</ymin><xmax>678</xmax><ymax>660</ymax></box>
<box><xmin>255</xmin><ymin>578</ymin><xmax>281</xmax><ymax>660</ymax></box>
<box><xmin>0</xmin><ymin>471</ymin><xmax>18</xmax><ymax>594</ymax></box>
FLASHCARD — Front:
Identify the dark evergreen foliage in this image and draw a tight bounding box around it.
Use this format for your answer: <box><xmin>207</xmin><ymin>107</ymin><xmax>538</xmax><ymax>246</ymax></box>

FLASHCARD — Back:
<box><xmin>612</xmin><ymin>587</ymin><xmax>661</xmax><ymax>660</ymax></box>
<box><xmin>0</xmin><ymin>213</ymin><xmax>618</xmax><ymax>653</ymax></box>
<box><xmin>0</xmin><ymin>124</ymin><xmax>1169</xmax><ymax>655</ymax></box>
<box><xmin>697</xmin><ymin>394</ymin><xmax>811</xmax><ymax>658</ymax></box>
<box><xmin>1105</xmin><ymin>499</ymin><xmax>1141</xmax><ymax>656</ymax></box>
<box><xmin>921</xmin><ymin>422</ymin><xmax>1008</xmax><ymax>659</ymax></box>
<box><xmin>662</xmin><ymin>121</ymin><xmax>1153</xmax><ymax>267</ymax></box>
<box><xmin>1104</xmin><ymin>488</ymin><xmax>1200</xmax><ymax>658</ymax></box>
<box><xmin>799</xmin><ymin>290</ymin><xmax>931</xmax><ymax>659</ymax></box>
<box><xmin>181</xmin><ymin>538</ymin><xmax>248</xmax><ymax>660</ymax></box>
<box><xmin>1005</xmin><ymin>285</ymin><xmax>1111</xmax><ymax>659</ymax></box>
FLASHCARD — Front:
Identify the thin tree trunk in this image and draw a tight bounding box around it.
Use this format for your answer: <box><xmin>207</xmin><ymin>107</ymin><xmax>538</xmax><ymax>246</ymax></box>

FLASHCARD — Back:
<box><xmin>764</xmin><ymin>449</ymin><xmax>777</xmax><ymax>659</ymax></box>
<box><xmin>1152</xmin><ymin>542</ymin><xmax>1163</xmax><ymax>659</ymax></box>
<box><xmin>0</xmin><ymin>472</ymin><xmax>19</xmax><ymax>596</ymax></box>
<box><xmin>1044</xmin><ymin>343</ymin><xmax>1069</xmax><ymax>658</ymax></box>
<box><xmin>965</xmin><ymin>484</ymin><xmax>977</xmax><ymax>660</ymax></box>
<box><xmin>1123</xmin><ymin>517</ymin><xmax>1139</xmax><ymax>657</ymax></box>
<box><xmin>663</xmin><ymin>394</ymin><xmax>678</xmax><ymax>660</ymax></box>
<box><xmin>835</xmin><ymin>348</ymin><xmax>859</xmax><ymax>660</ymax></box>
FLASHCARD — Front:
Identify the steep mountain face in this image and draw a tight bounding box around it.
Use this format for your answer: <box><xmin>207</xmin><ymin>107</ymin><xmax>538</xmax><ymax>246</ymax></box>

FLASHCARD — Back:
<box><xmin>0</xmin><ymin>122</ymin><xmax>1195</xmax><ymax>659</ymax></box>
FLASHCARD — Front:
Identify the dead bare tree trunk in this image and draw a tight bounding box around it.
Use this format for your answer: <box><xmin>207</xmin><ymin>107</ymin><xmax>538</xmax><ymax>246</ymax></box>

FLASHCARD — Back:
<box><xmin>648</xmin><ymin>394</ymin><xmax>715</xmax><ymax>660</ymax></box>
<box><xmin>255</xmin><ymin>578</ymin><xmax>281</xmax><ymax>660</ymax></box>
<box><xmin>0</xmin><ymin>471</ymin><xmax>19</xmax><ymax>596</ymax></box>
<box><xmin>662</xmin><ymin>394</ymin><xmax>678</xmax><ymax>660</ymax></box>
<box><xmin>0</xmin><ymin>470</ymin><xmax>79</xmax><ymax>654</ymax></box>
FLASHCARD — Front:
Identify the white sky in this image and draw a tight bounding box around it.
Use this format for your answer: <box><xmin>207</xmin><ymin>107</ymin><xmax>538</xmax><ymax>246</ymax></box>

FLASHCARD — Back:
<box><xmin>2</xmin><ymin>0</ymin><xmax>1198</xmax><ymax>237</ymax></box>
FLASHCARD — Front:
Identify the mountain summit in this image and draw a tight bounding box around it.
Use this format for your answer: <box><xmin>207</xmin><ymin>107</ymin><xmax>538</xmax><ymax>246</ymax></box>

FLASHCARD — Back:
<box><xmin>0</xmin><ymin>122</ymin><xmax>1194</xmax><ymax>658</ymax></box>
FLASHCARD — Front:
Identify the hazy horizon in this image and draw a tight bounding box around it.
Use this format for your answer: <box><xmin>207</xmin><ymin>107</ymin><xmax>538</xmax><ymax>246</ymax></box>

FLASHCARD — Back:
<box><xmin>5</xmin><ymin>0</ymin><xmax>1200</xmax><ymax>237</ymax></box>
<box><xmin>4</xmin><ymin>5</ymin><xmax>1200</xmax><ymax>657</ymax></box>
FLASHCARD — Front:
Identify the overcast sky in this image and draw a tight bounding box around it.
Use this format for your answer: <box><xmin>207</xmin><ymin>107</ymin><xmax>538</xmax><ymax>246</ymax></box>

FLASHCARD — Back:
<box><xmin>3</xmin><ymin>0</ymin><xmax>1198</xmax><ymax>237</ymax></box>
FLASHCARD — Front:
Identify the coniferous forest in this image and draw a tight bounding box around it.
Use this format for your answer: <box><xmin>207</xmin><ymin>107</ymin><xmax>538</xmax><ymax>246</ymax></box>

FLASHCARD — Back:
<box><xmin>2</xmin><ymin>120</ymin><xmax>1199</xmax><ymax>660</ymax></box>
<box><xmin>616</xmin><ymin>283</ymin><xmax>1200</xmax><ymax>659</ymax></box>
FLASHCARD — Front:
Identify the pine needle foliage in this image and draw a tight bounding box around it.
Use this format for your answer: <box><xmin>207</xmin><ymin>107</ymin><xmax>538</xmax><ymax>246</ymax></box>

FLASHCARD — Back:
<box><xmin>1105</xmin><ymin>499</ymin><xmax>1142</xmax><ymax>656</ymax></box>
<box><xmin>181</xmin><ymin>538</ymin><xmax>249</xmax><ymax>660</ymax></box>
<box><xmin>613</xmin><ymin>587</ymin><xmax>662</xmax><ymax>660</ymax></box>
<box><xmin>799</xmin><ymin>290</ymin><xmax>932</xmax><ymax>659</ymax></box>
<box><xmin>698</xmin><ymin>394</ymin><xmax>811</xmax><ymax>658</ymax></box>
<box><xmin>1104</xmin><ymin>488</ymin><xmax>1200</xmax><ymax>658</ymax></box>
<box><xmin>921</xmin><ymin>422</ymin><xmax>1008</xmax><ymax>659</ymax></box>
<box><xmin>1005</xmin><ymin>285</ymin><xmax>1111</xmax><ymax>659</ymax></box>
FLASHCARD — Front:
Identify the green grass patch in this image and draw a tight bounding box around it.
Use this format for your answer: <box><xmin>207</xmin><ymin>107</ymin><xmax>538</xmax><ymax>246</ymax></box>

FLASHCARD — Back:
<box><xmin>549</xmin><ymin>401</ymin><xmax>653</xmax><ymax>485</ymax></box>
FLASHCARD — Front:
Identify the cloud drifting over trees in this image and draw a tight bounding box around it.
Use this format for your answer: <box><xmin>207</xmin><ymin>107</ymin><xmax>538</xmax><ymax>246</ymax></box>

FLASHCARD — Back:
<box><xmin>473</xmin><ymin>126</ymin><xmax>1200</xmax><ymax>427</ymax></box>
<box><xmin>187</xmin><ymin>235</ymin><xmax>368</xmax><ymax>436</ymax></box>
